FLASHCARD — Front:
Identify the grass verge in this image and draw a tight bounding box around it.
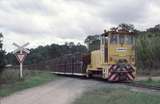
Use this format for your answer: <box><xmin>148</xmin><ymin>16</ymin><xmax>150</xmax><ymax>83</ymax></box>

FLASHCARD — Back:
<box><xmin>74</xmin><ymin>87</ymin><xmax>160</xmax><ymax>104</ymax></box>
<box><xmin>0</xmin><ymin>69</ymin><xmax>59</xmax><ymax>97</ymax></box>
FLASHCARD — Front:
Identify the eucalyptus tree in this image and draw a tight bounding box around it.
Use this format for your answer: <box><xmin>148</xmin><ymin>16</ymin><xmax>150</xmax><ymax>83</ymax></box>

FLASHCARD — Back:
<box><xmin>0</xmin><ymin>33</ymin><xmax>5</xmax><ymax>76</ymax></box>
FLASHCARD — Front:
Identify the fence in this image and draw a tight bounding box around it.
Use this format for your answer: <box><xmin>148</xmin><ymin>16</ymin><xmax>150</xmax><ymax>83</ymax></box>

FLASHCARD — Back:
<box><xmin>9</xmin><ymin>53</ymin><xmax>90</xmax><ymax>74</ymax></box>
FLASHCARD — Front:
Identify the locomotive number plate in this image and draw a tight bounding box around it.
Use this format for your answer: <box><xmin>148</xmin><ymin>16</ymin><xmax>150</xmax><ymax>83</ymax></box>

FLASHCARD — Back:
<box><xmin>116</xmin><ymin>47</ymin><xmax>127</xmax><ymax>52</ymax></box>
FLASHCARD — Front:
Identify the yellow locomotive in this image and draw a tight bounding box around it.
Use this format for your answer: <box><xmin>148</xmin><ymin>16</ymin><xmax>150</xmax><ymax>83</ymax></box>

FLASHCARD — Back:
<box><xmin>51</xmin><ymin>27</ymin><xmax>136</xmax><ymax>82</ymax></box>
<box><xmin>86</xmin><ymin>28</ymin><xmax>136</xmax><ymax>81</ymax></box>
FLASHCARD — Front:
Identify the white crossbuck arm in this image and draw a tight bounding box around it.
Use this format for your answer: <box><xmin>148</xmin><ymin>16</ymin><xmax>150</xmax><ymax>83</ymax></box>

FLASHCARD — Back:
<box><xmin>12</xmin><ymin>42</ymin><xmax>30</xmax><ymax>54</ymax></box>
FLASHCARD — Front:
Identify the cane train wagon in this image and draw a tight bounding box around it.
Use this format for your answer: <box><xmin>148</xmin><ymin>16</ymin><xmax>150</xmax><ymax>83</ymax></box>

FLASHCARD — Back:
<box><xmin>53</xmin><ymin>28</ymin><xmax>136</xmax><ymax>81</ymax></box>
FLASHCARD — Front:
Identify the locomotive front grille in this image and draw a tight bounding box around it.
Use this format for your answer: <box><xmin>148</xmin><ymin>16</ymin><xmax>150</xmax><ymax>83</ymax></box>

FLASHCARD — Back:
<box><xmin>108</xmin><ymin>63</ymin><xmax>135</xmax><ymax>81</ymax></box>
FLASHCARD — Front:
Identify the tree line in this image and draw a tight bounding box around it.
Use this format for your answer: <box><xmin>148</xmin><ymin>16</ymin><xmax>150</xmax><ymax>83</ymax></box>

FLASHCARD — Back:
<box><xmin>5</xmin><ymin>42</ymin><xmax>87</xmax><ymax>65</ymax></box>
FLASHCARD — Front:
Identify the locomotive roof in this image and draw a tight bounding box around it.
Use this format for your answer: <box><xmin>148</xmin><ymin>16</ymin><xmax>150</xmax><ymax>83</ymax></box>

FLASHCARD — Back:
<box><xmin>101</xmin><ymin>29</ymin><xmax>135</xmax><ymax>37</ymax></box>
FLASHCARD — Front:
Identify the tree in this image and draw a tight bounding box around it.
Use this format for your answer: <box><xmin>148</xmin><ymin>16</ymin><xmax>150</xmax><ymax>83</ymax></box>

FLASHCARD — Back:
<box><xmin>118</xmin><ymin>23</ymin><xmax>135</xmax><ymax>32</ymax></box>
<box><xmin>84</xmin><ymin>35</ymin><xmax>100</xmax><ymax>51</ymax></box>
<box><xmin>0</xmin><ymin>33</ymin><xmax>5</xmax><ymax>76</ymax></box>
<box><xmin>136</xmin><ymin>31</ymin><xmax>160</xmax><ymax>79</ymax></box>
<box><xmin>84</xmin><ymin>35</ymin><xmax>99</xmax><ymax>45</ymax></box>
<box><xmin>147</xmin><ymin>24</ymin><xmax>160</xmax><ymax>33</ymax></box>
<box><xmin>0</xmin><ymin>33</ymin><xmax>3</xmax><ymax>49</ymax></box>
<box><xmin>68</xmin><ymin>42</ymin><xmax>75</xmax><ymax>48</ymax></box>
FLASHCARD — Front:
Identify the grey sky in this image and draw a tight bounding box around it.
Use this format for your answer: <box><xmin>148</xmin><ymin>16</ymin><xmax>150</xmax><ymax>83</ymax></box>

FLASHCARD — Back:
<box><xmin>0</xmin><ymin>0</ymin><xmax>159</xmax><ymax>52</ymax></box>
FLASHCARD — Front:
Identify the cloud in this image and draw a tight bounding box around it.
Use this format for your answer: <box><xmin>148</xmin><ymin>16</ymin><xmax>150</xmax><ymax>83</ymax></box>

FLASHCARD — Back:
<box><xmin>0</xmin><ymin>0</ymin><xmax>160</xmax><ymax>52</ymax></box>
<box><xmin>100</xmin><ymin>0</ymin><xmax>148</xmax><ymax>24</ymax></box>
<box><xmin>0</xmin><ymin>0</ymin><xmax>54</xmax><ymax>15</ymax></box>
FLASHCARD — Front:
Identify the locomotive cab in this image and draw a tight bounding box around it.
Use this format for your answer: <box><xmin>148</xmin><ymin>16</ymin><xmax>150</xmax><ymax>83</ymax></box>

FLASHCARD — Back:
<box><xmin>106</xmin><ymin>29</ymin><xmax>136</xmax><ymax>81</ymax></box>
<box><xmin>108</xmin><ymin>32</ymin><xmax>135</xmax><ymax>65</ymax></box>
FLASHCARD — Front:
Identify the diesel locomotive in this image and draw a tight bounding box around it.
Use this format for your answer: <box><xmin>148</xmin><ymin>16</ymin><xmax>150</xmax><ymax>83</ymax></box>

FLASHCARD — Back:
<box><xmin>52</xmin><ymin>28</ymin><xmax>136</xmax><ymax>81</ymax></box>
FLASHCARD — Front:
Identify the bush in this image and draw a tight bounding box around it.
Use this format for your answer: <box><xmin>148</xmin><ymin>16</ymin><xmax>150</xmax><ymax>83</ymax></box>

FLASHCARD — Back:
<box><xmin>136</xmin><ymin>32</ymin><xmax>160</xmax><ymax>72</ymax></box>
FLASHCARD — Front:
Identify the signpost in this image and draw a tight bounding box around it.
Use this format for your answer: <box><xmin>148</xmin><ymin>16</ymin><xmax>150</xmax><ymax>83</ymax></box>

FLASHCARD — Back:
<box><xmin>13</xmin><ymin>42</ymin><xmax>30</xmax><ymax>79</ymax></box>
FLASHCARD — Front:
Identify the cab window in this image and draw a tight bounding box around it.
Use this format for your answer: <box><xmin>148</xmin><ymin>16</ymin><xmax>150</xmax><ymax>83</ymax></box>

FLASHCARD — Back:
<box><xmin>119</xmin><ymin>35</ymin><xmax>125</xmax><ymax>44</ymax></box>
<box><xmin>126</xmin><ymin>35</ymin><xmax>135</xmax><ymax>44</ymax></box>
<box><xmin>110</xmin><ymin>35</ymin><xmax>117</xmax><ymax>44</ymax></box>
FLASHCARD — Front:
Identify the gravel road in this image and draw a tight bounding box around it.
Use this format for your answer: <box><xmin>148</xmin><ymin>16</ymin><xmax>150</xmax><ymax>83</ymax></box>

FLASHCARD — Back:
<box><xmin>1</xmin><ymin>77</ymin><xmax>160</xmax><ymax>104</ymax></box>
<box><xmin>0</xmin><ymin>78</ymin><xmax>103</xmax><ymax>104</ymax></box>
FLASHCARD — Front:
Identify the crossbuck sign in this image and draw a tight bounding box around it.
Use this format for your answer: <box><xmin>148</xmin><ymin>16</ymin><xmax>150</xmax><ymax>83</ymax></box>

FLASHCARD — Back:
<box><xmin>13</xmin><ymin>42</ymin><xmax>30</xmax><ymax>79</ymax></box>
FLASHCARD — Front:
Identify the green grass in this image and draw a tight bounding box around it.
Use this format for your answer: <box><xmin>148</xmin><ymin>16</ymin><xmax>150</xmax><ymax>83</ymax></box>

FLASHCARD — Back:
<box><xmin>136</xmin><ymin>79</ymin><xmax>160</xmax><ymax>86</ymax></box>
<box><xmin>74</xmin><ymin>87</ymin><xmax>160</xmax><ymax>104</ymax></box>
<box><xmin>0</xmin><ymin>69</ymin><xmax>59</xmax><ymax>97</ymax></box>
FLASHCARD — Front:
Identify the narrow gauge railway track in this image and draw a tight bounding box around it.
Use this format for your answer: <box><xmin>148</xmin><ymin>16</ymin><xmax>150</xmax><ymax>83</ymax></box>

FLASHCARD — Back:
<box><xmin>8</xmin><ymin>65</ymin><xmax>160</xmax><ymax>91</ymax></box>
<box><xmin>86</xmin><ymin>77</ymin><xmax>160</xmax><ymax>91</ymax></box>
<box><xmin>87</xmin><ymin>77</ymin><xmax>160</xmax><ymax>91</ymax></box>
<box><xmin>69</xmin><ymin>76</ymin><xmax>160</xmax><ymax>91</ymax></box>
<box><xmin>123</xmin><ymin>82</ymin><xmax>160</xmax><ymax>91</ymax></box>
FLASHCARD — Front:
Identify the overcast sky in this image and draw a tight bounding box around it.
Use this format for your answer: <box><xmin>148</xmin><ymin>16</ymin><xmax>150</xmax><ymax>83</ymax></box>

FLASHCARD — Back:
<box><xmin>0</xmin><ymin>0</ymin><xmax>160</xmax><ymax>52</ymax></box>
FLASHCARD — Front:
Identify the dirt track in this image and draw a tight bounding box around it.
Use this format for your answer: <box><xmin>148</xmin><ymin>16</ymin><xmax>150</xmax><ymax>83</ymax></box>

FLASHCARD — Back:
<box><xmin>1</xmin><ymin>77</ymin><xmax>160</xmax><ymax>104</ymax></box>
<box><xmin>0</xmin><ymin>78</ymin><xmax>103</xmax><ymax>104</ymax></box>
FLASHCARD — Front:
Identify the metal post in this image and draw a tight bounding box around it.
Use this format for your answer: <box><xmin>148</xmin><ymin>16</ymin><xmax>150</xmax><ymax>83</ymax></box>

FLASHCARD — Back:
<box><xmin>20</xmin><ymin>50</ymin><xmax>23</xmax><ymax>79</ymax></box>
<box><xmin>20</xmin><ymin>63</ymin><xmax>23</xmax><ymax>79</ymax></box>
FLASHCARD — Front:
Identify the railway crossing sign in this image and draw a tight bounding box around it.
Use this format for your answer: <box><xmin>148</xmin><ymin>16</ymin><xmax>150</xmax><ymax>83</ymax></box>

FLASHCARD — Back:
<box><xmin>15</xmin><ymin>53</ymin><xmax>27</xmax><ymax>63</ymax></box>
<box><xmin>12</xmin><ymin>42</ymin><xmax>30</xmax><ymax>79</ymax></box>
